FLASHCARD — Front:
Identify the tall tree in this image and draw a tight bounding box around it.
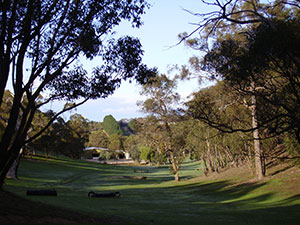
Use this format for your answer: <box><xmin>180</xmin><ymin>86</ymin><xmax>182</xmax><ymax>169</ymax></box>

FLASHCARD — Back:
<box><xmin>64</xmin><ymin>114</ymin><xmax>90</xmax><ymax>159</ymax></box>
<box><xmin>102</xmin><ymin>115</ymin><xmax>123</xmax><ymax>136</ymax></box>
<box><xmin>186</xmin><ymin>82</ymin><xmax>258</xmax><ymax>175</ymax></box>
<box><xmin>87</xmin><ymin>129</ymin><xmax>109</xmax><ymax>148</ymax></box>
<box><xmin>124</xmin><ymin>135</ymin><xmax>140</xmax><ymax>161</ymax></box>
<box><xmin>138</xmin><ymin>74</ymin><xmax>185</xmax><ymax>181</ymax></box>
<box><xmin>181</xmin><ymin>0</ymin><xmax>300</xmax><ymax>180</ymax></box>
<box><xmin>0</xmin><ymin>0</ymin><xmax>156</xmax><ymax>187</ymax></box>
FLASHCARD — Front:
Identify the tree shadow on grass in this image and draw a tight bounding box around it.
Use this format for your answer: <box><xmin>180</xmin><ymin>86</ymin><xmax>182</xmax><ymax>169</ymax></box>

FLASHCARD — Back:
<box><xmin>114</xmin><ymin>180</ymin><xmax>300</xmax><ymax>225</ymax></box>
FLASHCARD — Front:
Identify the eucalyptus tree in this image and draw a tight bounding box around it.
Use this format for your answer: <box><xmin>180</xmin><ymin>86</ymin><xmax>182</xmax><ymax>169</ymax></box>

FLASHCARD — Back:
<box><xmin>124</xmin><ymin>135</ymin><xmax>140</xmax><ymax>161</ymax></box>
<box><xmin>87</xmin><ymin>129</ymin><xmax>109</xmax><ymax>148</ymax></box>
<box><xmin>108</xmin><ymin>133</ymin><xmax>123</xmax><ymax>151</ymax></box>
<box><xmin>180</xmin><ymin>0</ymin><xmax>300</xmax><ymax>180</ymax></box>
<box><xmin>186</xmin><ymin>83</ymin><xmax>255</xmax><ymax>175</ymax></box>
<box><xmin>0</xmin><ymin>0</ymin><xmax>156</xmax><ymax>187</ymax></box>
<box><xmin>138</xmin><ymin>74</ymin><xmax>186</xmax><ymax>181</ymax></box>
<box><xmin>195</xmin><ymin>18</ymin><xmax>300</xmax><ymax>178</ymax></box>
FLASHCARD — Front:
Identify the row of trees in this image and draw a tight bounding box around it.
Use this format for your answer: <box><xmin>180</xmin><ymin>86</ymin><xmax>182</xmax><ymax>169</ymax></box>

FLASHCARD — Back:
<box><xmin>28</xmin><ymin>113</ymin><xmax>132</xmax><ymax>160</ymax></box>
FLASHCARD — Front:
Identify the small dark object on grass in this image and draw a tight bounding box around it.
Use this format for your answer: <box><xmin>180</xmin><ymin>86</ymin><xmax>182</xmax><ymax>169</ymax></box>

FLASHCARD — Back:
<box><xmin>26</xmin><ymin>189</ymin><xmax>57</xmax><ymax>196</ymax></box>
<box><xmin>88</xmin><ymin>191</ymin><xmax>121</xmax><ymax>198</ymax></box>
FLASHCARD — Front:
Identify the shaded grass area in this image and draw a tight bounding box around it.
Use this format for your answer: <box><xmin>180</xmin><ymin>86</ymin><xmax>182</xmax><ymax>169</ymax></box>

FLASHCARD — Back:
<box><xmin>2</xmin><ymin>156</ymin><xmax>300</xmax><ymax>225</ymax></box>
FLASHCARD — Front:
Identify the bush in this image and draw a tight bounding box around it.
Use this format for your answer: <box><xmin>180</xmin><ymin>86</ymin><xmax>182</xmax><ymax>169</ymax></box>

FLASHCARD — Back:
<box><xmin>139</xmin><ymin>146</ymin><xmax>152</xmax><ymax>161</ymax></box>
<box><xmin>99</xmin><ymin>151</ymin><xmax>114</xmax><ymax>160</ymax></box>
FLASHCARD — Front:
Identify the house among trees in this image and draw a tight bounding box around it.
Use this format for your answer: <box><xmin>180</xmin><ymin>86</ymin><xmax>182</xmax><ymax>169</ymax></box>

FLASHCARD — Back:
<box><xmin>83</xmin><ymin>147</ymin><xmax>131</xmax><ymax>160</ymax></box>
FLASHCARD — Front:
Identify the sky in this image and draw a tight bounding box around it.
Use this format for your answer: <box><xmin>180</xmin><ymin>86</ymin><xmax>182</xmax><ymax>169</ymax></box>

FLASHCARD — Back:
<box><xmin>59</xmin><ymin>0</ymin><xmax>211</xmax><ymax>122</ymax></box>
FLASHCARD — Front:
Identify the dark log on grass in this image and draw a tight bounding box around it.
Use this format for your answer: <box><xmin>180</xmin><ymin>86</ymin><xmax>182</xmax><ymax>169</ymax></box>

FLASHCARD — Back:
<box><xmin>26</xmin><ymin>189</ymin><xmax>57</xmax><ymax>196</ymax></box>
<box><xmin>88</xmin><ymin>191</ymin><xmax>121</xmax><ymax>198</ymax></box>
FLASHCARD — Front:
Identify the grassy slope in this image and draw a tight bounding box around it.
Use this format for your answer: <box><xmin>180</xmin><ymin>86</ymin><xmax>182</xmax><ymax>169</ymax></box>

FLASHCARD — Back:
<box><xmin>2</xmin><ymin>156</ymin><xmax>300</xmax><ymax>225</ymax></box>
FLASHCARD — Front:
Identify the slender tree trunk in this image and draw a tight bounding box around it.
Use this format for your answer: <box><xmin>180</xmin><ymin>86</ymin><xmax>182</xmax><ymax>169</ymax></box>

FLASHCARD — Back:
<box><xmin>251</xmin><ymin>92</ymin><xmax>264</xmax><ymax>180</ymax></box>
<box><xmin>170</xmin><ymin>151</ymin><xmax>180</xmax><ymax>181</ymax></box>
<box><xmin>245</xmin><ymin>143</ymin><xmax>255</xmax><ymax>175</ymax></box>
<box><xmin>0</xmin><ymin>146</ymin><xmax>21</xmax><ymax>188</ymax></box>
<box><xmin>205</xmin><ymin>139</ymin><xmax>214</xmax><ymax>173</ymax></box>
<box><xmin>201</xmin><ymin>157</ymin><xmax>208</xmax><ymax>176</ymax></box>
<box><xmin>6</xmin><ymin>149</ymin><xmax>23</xmax><ymax>180</ymax></box>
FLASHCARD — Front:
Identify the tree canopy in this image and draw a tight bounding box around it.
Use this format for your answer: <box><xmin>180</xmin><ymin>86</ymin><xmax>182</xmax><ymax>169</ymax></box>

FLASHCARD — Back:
<box><xmin>0</xmin><ymin>0</ymin><xmax>156</xmax><ymax>187</ymax></box>
<box><xmin>102</xmin><ymin>115</ymin><xmax>123</xmax><ymax>136</ymax></box>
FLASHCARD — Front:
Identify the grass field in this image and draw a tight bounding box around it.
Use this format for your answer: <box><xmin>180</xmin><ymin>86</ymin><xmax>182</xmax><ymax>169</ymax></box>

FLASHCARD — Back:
<box><xmin>2</xmin><ymin>156</ymin><xmax>300</xmax><ymax>225</ymax></box>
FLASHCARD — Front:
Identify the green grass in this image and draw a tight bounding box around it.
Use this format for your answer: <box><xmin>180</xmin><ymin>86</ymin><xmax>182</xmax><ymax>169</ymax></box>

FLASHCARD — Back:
<box><xmin>3</xmin><ymin>156</ymin><xmax>300</xmax><ymax>225</ymax></box>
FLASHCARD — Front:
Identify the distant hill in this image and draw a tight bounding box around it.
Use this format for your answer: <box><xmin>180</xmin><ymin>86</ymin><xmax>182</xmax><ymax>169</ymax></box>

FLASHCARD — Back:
<box><xmin>119</xmin><ymin>119</ymin><xmax>135</xmax><ymax>136</ymax></box>
<box><xmin>94</xmin><ymin>115</ymin><xmax>139</xmax><ymax>136</ymax></box>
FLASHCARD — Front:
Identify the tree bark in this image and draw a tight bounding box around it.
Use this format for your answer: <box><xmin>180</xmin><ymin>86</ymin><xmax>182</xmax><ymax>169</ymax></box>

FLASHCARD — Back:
<box><xmin>251</xmin><ymin>91</ymin><xmax>264</xmax><ymax>180</ymax></box>
<box><xmin>201</xmin><ymin>157</ymin><xmax>209</xmax><ymax>176</ymax></box>
<box><xmin>5</xmin><ymin>148</ymin><xmax>23</xmax><ymax>180</ymax></box>
<box><xmin>170</xmin><ymin>151</ymin><xmax>180</xmax><ymax>181</ymax></box>
<box><xmin>206</xmin><ymin>139</ymin><xmax>214</xmax><ymax>173</ymax></box>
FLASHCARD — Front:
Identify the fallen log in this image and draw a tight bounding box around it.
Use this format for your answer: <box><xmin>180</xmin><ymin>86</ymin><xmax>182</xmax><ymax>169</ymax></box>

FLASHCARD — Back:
<box><xmin>26</xmin><ymin>189</ymin><xmax>57</xmax><ymax>196</ymax></box>
<box><xmin>88</xmin><ymin>191</ymin><xmax>121</xmax><ymax>198</ymax></box>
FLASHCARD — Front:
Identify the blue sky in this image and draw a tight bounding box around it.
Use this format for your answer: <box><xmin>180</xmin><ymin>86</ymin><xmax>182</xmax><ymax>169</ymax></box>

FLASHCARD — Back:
<box><xmin>63</xmin><ymin>0</ymin><xmax>210</xmax><ymax>122</ymax></box>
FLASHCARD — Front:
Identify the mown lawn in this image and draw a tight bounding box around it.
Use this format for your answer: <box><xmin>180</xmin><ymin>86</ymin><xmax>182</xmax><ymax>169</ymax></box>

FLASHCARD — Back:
<box><xmin>3</xmin><ymin>156</ymin><xmax>300</xmax><ymax>225</ymax></box>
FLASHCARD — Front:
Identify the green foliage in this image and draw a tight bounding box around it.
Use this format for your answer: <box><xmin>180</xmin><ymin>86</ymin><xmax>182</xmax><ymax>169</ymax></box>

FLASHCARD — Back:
<box><xmin>29</xmin><ymin>114</ymin><xmax>90</xmax><ymax>159</ymax></box>
<box><xmin>99</xmin><ymin>151</ymin><xmax>113</xmax><ymax>160</ymax></box>
<box><xmin>108</xmin><ymin>133</ymin><xmax>123</xmax><ymax>151</ymax></box>
<box><xmin>138</xmin><ymin>146</ymin><xmax>152</xmax><ymax>161</ymax></box>
<box><xmin>87</xmin><ymin>129</ymin><xmax>108</xmax><ymax>148</ymax></box>
<box><xmin>0</xmin><ymin>90</ymin><xmax>13</xmax><ymax>138</ymax></box>
<box><xmin>124</xmin><ymin>135</ymin><xmax>140</xmax><ymax>160</ymax></box>
<box><xmin>88</xmin><ymin>121</ymin><xmax>102</xmax><ymax>132</ymax></box>
<box><xmin>102</xmin><ymin>115</ymin><xmax>123</xmax><ymax>136</ymax></box>
<box><xmin>284</xmin><ymin>133</ymin><xmax>300</xmax><ymax>165</ymax></box>
<box><xmin>199</xmin><ymin>18</ymin><xmax>300</xmax><ymax>143</ymax></box>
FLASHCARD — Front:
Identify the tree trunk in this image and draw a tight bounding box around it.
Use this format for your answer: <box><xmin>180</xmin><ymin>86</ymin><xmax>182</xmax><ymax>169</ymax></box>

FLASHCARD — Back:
<box><xmin>201</xmin><ymin>157</ymin><xmax>208</xmax><ymax>176</ymax></box>
<box><xmin>170</xmin><ymin>151</ymin><xmax>180</xmax><ymax>181</ymax></box>
<box><xmin>205</xmin><ymin>139</ymin><xmax>214</xmax><ymax>173</ymax></box>
<box><xmin>251</xmin><ymin>92</ymin><xmax>264</xmax><ymax>180</ymax></box>
<box><xmin>245</xmin><ymin>143</ymin><xmax>255</xmax><ymax>175</ymax></box>
<box><xmin>6</xmin><ymin>149</ymin><xmax>23</xmax><ymax>180</ymax></box>
<box><xmin>0</xmin><ymin>148</ymin><xmax>20</xmax><ymax>188</ymax></box>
